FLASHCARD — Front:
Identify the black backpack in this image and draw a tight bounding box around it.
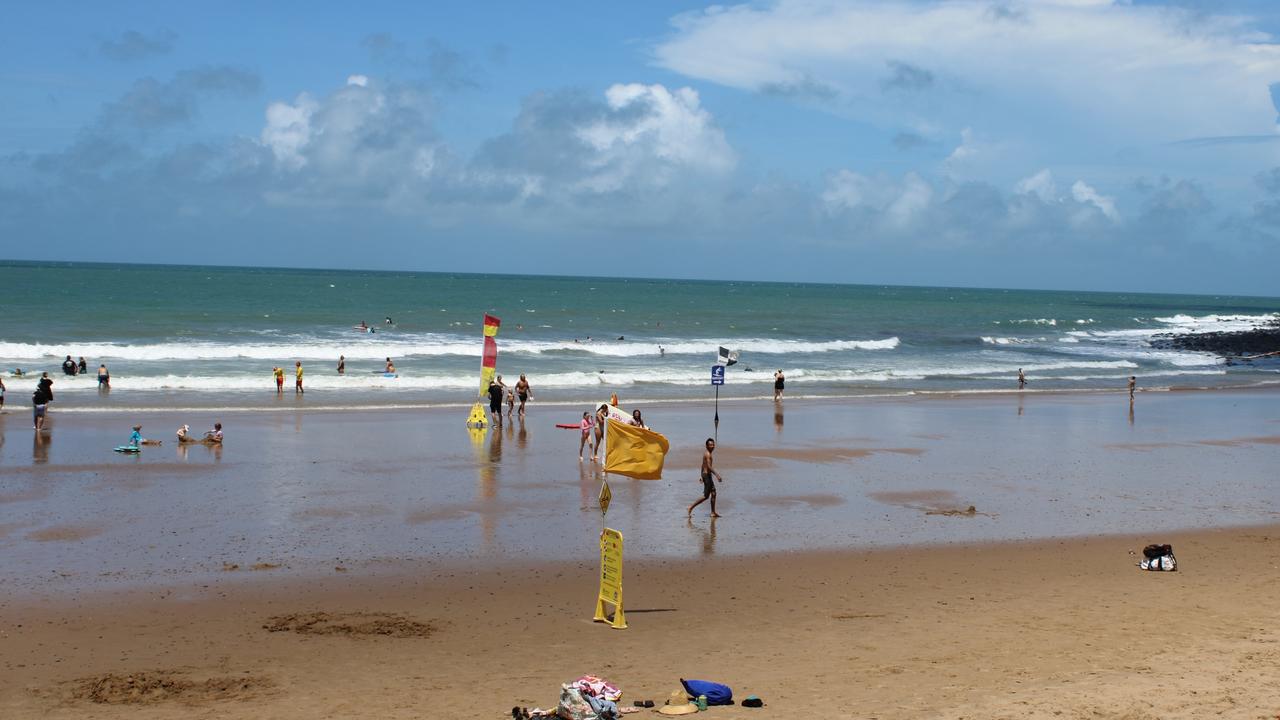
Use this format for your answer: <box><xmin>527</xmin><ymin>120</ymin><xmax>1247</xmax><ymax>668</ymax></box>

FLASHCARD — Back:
<box><xmin>1142</xmin><ymin>544</ymin><xmax>1173</xmax><ymax>559</ymax></box>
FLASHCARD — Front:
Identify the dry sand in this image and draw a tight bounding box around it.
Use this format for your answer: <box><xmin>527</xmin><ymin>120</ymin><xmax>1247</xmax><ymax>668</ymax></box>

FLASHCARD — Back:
<box><xmin>2</xmin><ymin>525</ymin><xmax>1277</xmax><ymax>719</ymax></box>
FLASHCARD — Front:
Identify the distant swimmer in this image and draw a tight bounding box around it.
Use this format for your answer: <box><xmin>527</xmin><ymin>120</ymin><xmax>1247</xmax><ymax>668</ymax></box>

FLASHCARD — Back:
<box><xmin>385</xmin><ymin>357</ymin><xmax>395</xmax><ymax>373</ymax></box>
<box><xmin>1018</xmin><ymin>368</ymin><xmax>1026</xmax><ymax>390</ymax></box>
<box><xmin>774</xmin><ymin>370</ymin><xmax>785</xmax><ymax>401</ymax></box>
<box><xmin>659</xmin><ymin>345</ymin><xmax>665</xmax><ymax>357</ymax></box>
<box><xmin>617</xmin><ymin>336</ymin><xmax>625</xmax><ymax>341</ymax></box>
<box><xmin>337</xmin><ymin>355</ymin><xmax>345</xmax><ymax>375</ymax></box>
<box><xmin>358</xmin><ymin>321</ymin><xmax>368</xmax><ymax>330</ymax></box>
<box><xmin>12</xmin><ymin>368</ymin><xmax>24</xmax><ymax>377</ymax></box>
<box><xmin>687</xmin><ymin>438</ymin><xmax>723</xmax><ymax>518</ymax></box>
<box><xmin>385</xmin><ymin>316</ymin><xmax>393</xmax><ymax>325</ymax></box>
<box><xmin>295</xmin><ymin>362</ymin><xmax>304</xmax><ymax>393</ymax></box>
<box><xmin>273</xmin><ymin>366</ymin><xmax>285</xmax><ymax>393</ymax></box>
<box><xmin>62</xmin><ymin>355</ymin><xmax>77</xmax><ymax>376</ymax></box>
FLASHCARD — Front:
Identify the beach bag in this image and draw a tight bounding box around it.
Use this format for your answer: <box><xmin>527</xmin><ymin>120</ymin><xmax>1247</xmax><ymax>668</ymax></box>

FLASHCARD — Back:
<box><xmin>1140</xmin><ymin>544</ymin><xmax>1177</xmax><ymax>571</ymax></box>
<box><xmin>557</xmin><ymin>683</ymin><xmax>597</xmax><ymax>720</ymax></box>
<box><xmin>681</xmin><ymin>679</ymin><xmax>732</xmax><ymax>706</ymax></box>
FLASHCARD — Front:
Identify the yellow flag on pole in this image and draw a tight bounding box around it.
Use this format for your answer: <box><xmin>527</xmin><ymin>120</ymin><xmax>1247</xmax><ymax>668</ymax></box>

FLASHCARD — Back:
<box><xmin>603</xmin><ymin>418</ymin><xmax>670</xmax><ymax>480</ymax></box>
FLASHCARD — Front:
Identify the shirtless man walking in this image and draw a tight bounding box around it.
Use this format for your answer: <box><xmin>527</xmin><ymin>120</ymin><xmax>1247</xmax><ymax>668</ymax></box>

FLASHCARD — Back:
<box><xmin>687</xmin><ymin>438</ymin><xmax>724</xmax><ymax>517</ymax></box>
<box><xmin>515</xmin><ymin>374</ymin><xmax>532</xmax><ymax>417</ymax></box>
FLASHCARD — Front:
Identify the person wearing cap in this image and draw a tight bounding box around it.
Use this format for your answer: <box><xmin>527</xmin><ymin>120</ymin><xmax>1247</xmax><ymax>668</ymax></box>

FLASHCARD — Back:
<box><xmin>176</xmin><ymin>424</ymin><xmax>191</xmax><ymax>442</ymax></box>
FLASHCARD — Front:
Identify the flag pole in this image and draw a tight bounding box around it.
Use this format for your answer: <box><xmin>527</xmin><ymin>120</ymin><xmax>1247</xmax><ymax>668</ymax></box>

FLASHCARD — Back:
<box><xmin>714</xmin><ymin>385</ymin><xmax>719</xmax><ymax>440</ymax></box>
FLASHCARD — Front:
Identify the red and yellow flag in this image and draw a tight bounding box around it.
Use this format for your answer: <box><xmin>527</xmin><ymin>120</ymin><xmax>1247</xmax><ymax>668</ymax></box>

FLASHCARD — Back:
<box><xmin>479</xmin><ymin>314</ymin><xmax>501</xmax><ymax>396</ymax></box>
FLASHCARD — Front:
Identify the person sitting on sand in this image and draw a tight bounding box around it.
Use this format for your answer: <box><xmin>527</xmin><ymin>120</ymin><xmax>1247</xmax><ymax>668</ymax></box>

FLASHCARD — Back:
<box><xmin>176</xmin><ymin>424</ymin><xmax>192</xmax><ymax>442</ymax></box>
<box><xmin>203</xmin><ymin>422</ymin><xmax>223</xmax><ymax>444</ymax></box>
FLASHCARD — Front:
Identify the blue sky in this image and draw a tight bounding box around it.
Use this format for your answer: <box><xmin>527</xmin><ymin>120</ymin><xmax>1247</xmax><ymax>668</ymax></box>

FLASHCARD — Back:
<box><xmin>3</xmin><ymin>0</ymin><xmax>1280</xmax><ymax>295</ymax></box>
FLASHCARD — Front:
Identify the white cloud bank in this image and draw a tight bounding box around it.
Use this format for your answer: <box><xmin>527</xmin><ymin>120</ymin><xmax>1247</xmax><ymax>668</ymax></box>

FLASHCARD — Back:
<box><xmin>654</xmin><ymin>0</ymin><xmax>1280</xmax><ymax>142</ymax></box>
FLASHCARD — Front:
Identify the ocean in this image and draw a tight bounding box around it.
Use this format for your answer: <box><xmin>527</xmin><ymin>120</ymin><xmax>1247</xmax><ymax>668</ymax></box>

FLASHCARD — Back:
<box><xmin>1</xmin><ymin>260</ymin><xmax>1277</xmax><ymax>411</ymax></box>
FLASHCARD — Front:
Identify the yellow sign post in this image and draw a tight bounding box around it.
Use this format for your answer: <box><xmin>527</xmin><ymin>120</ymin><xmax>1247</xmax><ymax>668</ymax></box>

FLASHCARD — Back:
<box><xmin>598</xmin><ymin>478</ymin><xmax>612</xmax><ymax>515</ymax></box>
<box><xmin>594</xmin><ymin>528</ymin><xmax>626</xmax><ymax>629</ymax></box>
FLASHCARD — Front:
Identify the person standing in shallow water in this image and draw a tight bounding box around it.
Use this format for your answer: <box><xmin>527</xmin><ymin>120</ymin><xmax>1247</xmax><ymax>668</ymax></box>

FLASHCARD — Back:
<box><xmin>1128</xmin><ymin>376</ymin><xmax>1136</xmax><ymax>402</ymax></box>
<box><xmin>515</xmin><ymin>374</ymin><xmax>532</xmax><ymax>417</ymax></box>
<box><xmin>687</xmin><ymin>438</ymin><xmax>724</xmax><ymax>518</ymax></box>
<box><xmin>337</xmin><ymin>355</ymin><xmax>345</xmax><ymax>375</ymax></box>
<box><xmin>773</xmin><ymin>370</ymin><xmax>785</xmax><ymax>401</ymax></box>
<box><xmin>295</xmin><ymin>362</ymin><xmax>304</xmax><ymax>394</ymax></box>
<box><xmin>1018</xmin><ymin>368</ymin><xmax>1026</xmax><ymax>390</ymax></box>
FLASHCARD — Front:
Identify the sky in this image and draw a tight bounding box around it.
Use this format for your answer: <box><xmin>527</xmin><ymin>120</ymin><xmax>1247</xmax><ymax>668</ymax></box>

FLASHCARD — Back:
<box><xmin>3</xmin><ymin>0</ymin><xmax>1280</xmax><ymax>296</ymax></box>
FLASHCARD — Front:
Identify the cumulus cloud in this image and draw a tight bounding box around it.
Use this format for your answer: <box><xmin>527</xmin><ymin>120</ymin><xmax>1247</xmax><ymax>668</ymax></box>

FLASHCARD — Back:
<box><xmin>655</xmin><ymin>0</ymin><xmax>1280</xmax><ymax>143</ymax></box>
<box><xmin>98</xmin><ymin>30</ymin><xmax>176</xmax><ymax>61</ymax></box>
<box><xmin>475</xmin><ymin>82</ymin><xmax>735</xmax><ymax>201</ymax></box>
<box><xmin>1071</xmin><ymin>180</ymin><xmax>1118</xmax><ymax>221</ymax></box>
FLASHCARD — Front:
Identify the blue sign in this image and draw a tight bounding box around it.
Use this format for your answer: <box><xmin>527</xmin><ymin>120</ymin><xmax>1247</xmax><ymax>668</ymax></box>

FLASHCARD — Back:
<box><xmin>711</xmin><ymin>365</ymin><xmax>725</xmax><ymax>385</ymax></box>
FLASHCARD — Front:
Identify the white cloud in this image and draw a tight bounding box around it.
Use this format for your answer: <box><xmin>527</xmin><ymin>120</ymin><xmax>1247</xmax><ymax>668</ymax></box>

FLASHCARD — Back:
<box><xmin>822</xmin><ymin>169</ymin><xmax>932</xmax><ymax>228</ymax></box>
<box><xmin>576</xmin><ymin>83</ymin><xmax>736</xmax><ymax>184</ymax></box>
<box><xmin>1071</xmin><ymin>180</ymin><xmax>1118</xmax><ymax>221</ymax></box>
<box><xmin>655</xmin><ymin>1</ymin><xmax>1280</xmax><ymax>143</ymax></box>
<box><xmin>346</xmin><ymin>74</ymin><xmax>370</xmax><ymax>87</ymax></box>
<box><xmin>261</xmin><ymin>93</ymin><xmax>317</xmax><ymax>169</ymax></box>
<box><xmin>1015</xmin><ymin>169</ymin><xmax>1057</xmax><ymax>202</ymax></box>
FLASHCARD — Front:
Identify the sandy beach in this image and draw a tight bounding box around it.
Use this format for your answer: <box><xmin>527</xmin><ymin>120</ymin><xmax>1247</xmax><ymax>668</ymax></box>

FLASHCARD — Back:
<box><xmin>2</xmin><ymin>390</ymin><xmax>1278</xmax><ymax>718</ymax></box>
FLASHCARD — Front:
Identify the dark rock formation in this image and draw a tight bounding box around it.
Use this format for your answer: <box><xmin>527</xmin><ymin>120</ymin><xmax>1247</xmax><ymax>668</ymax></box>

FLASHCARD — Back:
<box><xmin>1150</xmin><ymin>317</ymin><xmax>1280</xmax><ymax>359</ymax></box>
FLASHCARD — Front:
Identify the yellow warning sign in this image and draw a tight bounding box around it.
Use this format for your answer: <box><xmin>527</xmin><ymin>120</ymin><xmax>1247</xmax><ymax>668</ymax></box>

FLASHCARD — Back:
<box><xmin>594</xmin><ymin>528</ymin><xmax>626</xmax><ymax>629</ymax></box>
<box><xmin>599</xmin><ymin>479</ymin><xmax>612</xmax><ymax>515</ymax></box>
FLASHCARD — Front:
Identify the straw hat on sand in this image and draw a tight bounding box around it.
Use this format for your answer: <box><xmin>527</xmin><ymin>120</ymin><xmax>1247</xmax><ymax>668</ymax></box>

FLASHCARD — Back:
<box><xmin>657</xmin><ymin>689</ymin><xmax>698</xmax><ymax>715</ymax></box>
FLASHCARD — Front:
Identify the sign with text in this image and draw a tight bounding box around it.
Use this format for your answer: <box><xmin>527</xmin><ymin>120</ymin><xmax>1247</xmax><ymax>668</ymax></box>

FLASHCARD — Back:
<box><xmin>593</xmin><ymin>528</ymin><xmax>626</xmax><ymax>629</ymax></box>
<box><xmin>711</xmin><ymin>365</ymin><xmax>725</xmax><ymax>385</ymax></box>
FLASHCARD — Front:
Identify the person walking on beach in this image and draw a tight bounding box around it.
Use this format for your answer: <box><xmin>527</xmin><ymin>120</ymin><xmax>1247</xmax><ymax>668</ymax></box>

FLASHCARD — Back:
<box><xmin>487</xmin><ymin>379</ymin><xmax>505</xmax><ymax>426</ymax></box>
<box><xmin>337</xmin><ymin>356</ymin><xmax>345</xmax><ymax>375</ymax></box>
<box><xmin>578</xmin><ymin>411</ymin><xmax>594</xmax><ymax>460</ymax></box>
<box><xmin>592</xmin><ymin>404</ymin><xmax>608</xmax><ymax>461</ymax></box>
<box><xmin>1018</xmin><ymin>368</ymin><xmax>1026</xmax><ymax>390</ymax></box>
<box><xmin>97</xmin><ymin>364</ymin><xmax>110</xmax><ymax>388</ymax></box>
<box><xmin>1128</xmin><ymin>376</ymin><xmax>1136</xmax><ymax>402</ymax></box>
<box><xmin>773</xmin><ymin>370</ymin><xmax>785</xmax><ymax>401</ymax></box>
<box><xmin>273</xmin><ymin>366</ymin><xmax>285</xmax><ymax>394</ymax></box>
<box><xmin>515</xmin><ymin>374</ymin><xmax>532</xmax><ymax>417</ymax></box>
<box><xmin>687</xmin><ymin>438</ymin><xmax>724</xmax><ymax>518</ymax></box>
<box><xmin>32</xmin><ymin>383</ymin><xmax>50</xmax><ymax>430</ymax></box>
<box><xmin>295</xmin><ymin>362</ymin><xmax>304</xmax><ymax>393</ymax></box>
<box><xmin>505</xmin><ymin>385</ymin><xmax>515</xmax><ymax>419</ymax></box>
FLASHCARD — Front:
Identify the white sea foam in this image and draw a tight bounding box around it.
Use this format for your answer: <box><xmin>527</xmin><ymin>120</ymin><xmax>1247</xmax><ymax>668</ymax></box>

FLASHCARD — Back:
<box><xmin>0</xmin><ymin>336</ymin><xmax>900</xmax><ymax>362</ymax></box>
<box><xmin>981</xmin><ymin>336</ymin><xmax>1044</xmax><ymax>345</ymax></box>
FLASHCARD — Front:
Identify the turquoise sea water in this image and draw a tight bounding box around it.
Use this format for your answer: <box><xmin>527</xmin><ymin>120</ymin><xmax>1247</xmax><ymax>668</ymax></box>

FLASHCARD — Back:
<box><xmin>1</xmin><ymin>260</ymin><xmax>1277</xmax><ymax>410</ymax></box>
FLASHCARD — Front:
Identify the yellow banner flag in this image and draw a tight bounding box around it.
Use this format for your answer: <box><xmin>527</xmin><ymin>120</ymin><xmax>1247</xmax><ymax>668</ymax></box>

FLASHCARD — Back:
<box><xmin>603</xmin><ymin>418</ymin><xmax>670</xmax><ymax>480</ymax></box>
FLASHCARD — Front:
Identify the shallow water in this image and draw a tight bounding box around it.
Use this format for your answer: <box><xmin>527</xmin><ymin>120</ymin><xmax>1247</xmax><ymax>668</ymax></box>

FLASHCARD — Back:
<box><xmin>1</xmin><ymin>389</ymin><xmax>1277</xmax><ymax>596</ymax></box>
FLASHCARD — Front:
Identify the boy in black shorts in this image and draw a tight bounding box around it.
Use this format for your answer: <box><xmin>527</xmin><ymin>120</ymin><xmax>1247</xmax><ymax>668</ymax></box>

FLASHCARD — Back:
<box><xmin>687</xmin><ymin>438</ymin><xmax>723</xmax><ymax>517</ymax></box>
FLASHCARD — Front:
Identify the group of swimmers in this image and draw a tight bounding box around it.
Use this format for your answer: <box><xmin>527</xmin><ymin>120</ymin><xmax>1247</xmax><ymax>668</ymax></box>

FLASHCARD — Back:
<box><xmin>59</xmin><ymin>355</ymin><xmax>112</xmax><ymax>386</ymax></box>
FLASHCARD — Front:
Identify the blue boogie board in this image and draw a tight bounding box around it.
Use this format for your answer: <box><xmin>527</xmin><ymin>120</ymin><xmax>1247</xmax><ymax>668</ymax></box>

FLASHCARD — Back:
<box><xmin>114</xmin><ymin>446</ymin><xmax>141</xmax><ymax>453</ymax></box>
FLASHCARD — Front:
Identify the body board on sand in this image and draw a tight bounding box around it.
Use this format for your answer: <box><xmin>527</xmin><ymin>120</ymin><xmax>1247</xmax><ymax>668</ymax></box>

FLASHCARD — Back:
<box><xmin>114</xmin><ymin>446</ymin><xmax>140</xmax><ymax>453</ymax></box>
<box><xmin>555</xmin><ymin>423</ymin><xmax>580</xmax><ymax>429</ymax></box>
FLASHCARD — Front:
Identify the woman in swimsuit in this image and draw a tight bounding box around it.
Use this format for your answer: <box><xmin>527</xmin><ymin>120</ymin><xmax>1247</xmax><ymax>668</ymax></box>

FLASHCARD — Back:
<box><xmin>578</xmin><ymin>411</ymin><xmax>593</xmax><ymax>460</ymax></box>
<box><xmin>592</xmin><ymin>404</ymin><xmax>608</xmax><ymax>461</ymax></box>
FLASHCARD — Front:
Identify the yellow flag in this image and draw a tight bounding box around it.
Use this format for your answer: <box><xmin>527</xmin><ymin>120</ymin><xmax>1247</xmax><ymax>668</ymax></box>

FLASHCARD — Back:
<box><xmin>603</xmin><ymin>419</ymin><xmax>670</xmax><ymax>480</ymax></box>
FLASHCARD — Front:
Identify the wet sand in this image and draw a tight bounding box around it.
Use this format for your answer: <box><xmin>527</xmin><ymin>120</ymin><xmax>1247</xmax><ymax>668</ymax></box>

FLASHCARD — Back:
<box><xmin>1</xmin><ymin>390</ymin><xmax>1278</xmax><ymax>716</ymax></box>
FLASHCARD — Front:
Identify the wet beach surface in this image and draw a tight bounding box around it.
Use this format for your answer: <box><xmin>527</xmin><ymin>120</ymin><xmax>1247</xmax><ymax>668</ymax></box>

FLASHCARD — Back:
<box><xmin>1</xmin><ymin>389</ymin><xmax>1278</xmax><ymax>598</ymax></box>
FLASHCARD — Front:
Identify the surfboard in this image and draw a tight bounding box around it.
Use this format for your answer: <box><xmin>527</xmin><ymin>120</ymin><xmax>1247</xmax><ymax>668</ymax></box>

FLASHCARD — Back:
<box><xmin>555</xmin><ymin>423</ymin><xmax>581</xmax><ymax>429</ymax></box>
<box><xmin>114</xmin><ymin>446</ymin><xmax>140</xmax><ymax>453</ymax></box>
